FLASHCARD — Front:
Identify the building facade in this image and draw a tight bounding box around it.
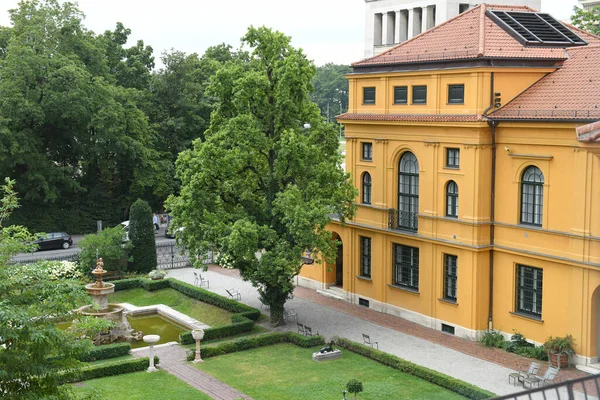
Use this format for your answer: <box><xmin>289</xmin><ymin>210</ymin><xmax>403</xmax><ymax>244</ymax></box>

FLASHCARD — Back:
<box><xmin>579</xmin><ymin>0</ymin><xmax>600</xmax><ymax>11</ymax></box>
<box><xmin>364</xmin><ymin>0</ymin><xmax>541</xmax><ymax>58</ymax></box>
<box><xmin>300</xmin><ymin>4</ymin><xmax>600</xmax><ymax>366</ymax></box>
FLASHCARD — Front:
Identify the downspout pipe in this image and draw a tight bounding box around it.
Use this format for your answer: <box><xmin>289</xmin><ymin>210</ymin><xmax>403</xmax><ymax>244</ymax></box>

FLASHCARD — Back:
<box><xmin>483</xmin><ymin>72</ymin><xmax>496</xmax><ymax>331</ymax></box>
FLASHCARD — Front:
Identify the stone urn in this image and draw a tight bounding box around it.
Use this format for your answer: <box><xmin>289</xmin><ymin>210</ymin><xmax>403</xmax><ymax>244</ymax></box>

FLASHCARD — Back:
<box><xmin>191</xmin><ymin>329</ymin><xmax>205</xmax><ymax>363</ymax></box>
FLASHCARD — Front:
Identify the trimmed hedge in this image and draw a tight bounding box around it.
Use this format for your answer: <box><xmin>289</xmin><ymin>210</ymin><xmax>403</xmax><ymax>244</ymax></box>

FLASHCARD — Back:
<box><xmin>60</xmin><ymin>356</ymin><xmax>159</xmax><ymax>384</ymax></box>
<box><xmin>333</xmin><ymin>337</ymin><xmax>495</xmax><ymax>399</ymax></box>
<box><xmin>180</xmin><ymin>316</ymin><xmax>254</xmax><ymax>345</ymax></box>
<box><xmin>110</xmin><ymin>277</ymin><xmax>262</xmax><ymax>344</ymax></box>
<box><xmin>185</xmin><ymin>332</ymin><xmax>325</xmax><ymax>361</ymax></box>
<box><xmin>78</xmin><ymin>343</ymin><xmax>131</xmax><ymax>362</ymax></box>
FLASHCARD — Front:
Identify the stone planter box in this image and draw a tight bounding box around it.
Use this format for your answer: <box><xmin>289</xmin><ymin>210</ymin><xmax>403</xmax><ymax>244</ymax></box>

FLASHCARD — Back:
<box><xmin>312</xmin><ymin>350</ymin><xmax>342</xmax><ymax>362</ymax></box>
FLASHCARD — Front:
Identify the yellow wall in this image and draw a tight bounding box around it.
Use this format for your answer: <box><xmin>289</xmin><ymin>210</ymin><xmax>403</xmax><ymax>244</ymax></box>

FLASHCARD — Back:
<box><xmin>301</xmin><ymin>66</ymin><xmax>600</xmax><ymax>361</ymax></box>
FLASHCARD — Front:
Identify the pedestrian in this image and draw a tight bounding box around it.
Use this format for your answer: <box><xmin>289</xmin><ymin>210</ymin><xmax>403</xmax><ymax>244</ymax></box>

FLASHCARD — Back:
<box><xmin>153</xmin><ymin>213</ymin><xmax>159</xmax><ymax>232</ymax></box>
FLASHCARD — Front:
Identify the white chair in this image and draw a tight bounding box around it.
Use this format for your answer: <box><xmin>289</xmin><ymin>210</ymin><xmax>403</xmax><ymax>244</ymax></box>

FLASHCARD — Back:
<box><xmin>283</xmin><ymin>308</ymin><xmax>298</xmax><ymax>322</ymax></box>
<box><xmin>226</xmin><ymin>288</ymin><xmax>241</xmax><ymax>300</ymax></box>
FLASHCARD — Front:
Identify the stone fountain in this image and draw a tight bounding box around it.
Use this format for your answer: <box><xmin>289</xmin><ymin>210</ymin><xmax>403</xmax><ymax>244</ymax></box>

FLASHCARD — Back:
<box><xmin>75</xmin><ymin>258</ymin><xmax>141</xmax><ymax>344</ymax></box>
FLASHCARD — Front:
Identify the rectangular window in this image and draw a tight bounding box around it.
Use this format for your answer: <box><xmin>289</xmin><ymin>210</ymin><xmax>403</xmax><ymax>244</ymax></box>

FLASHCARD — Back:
<box><xmin>394</xmin><ymin>86</ymin><xmax>408</xmax><ymax>104</ymax></box>
<box><xmin>393</xmin><ymin>244</ymin><xmax>419</xmax><ymax>290</ymax></box>
<box><xmin>362</xmin><ymin>142</ymin><xmax>373</xmax><ymax>161</ymax></box>
<box><xmin>360</xmin><ymin>237</ymin><xmax>371</xmax><ymax>278</ymax></box>
<box><xmin>363</xmin><ymin>87</ymin><xmax>376</xmax><ymax>104</ymax></box>
<box><xmin>412</xmin><ymin>85</ymin><xmax>427</xmax><ymax>104</ymax></box>
<box><xmin>446</xmin><ymin>148</ymin><xmax>460</xmax><ymax>168</ymax></box>
<box><xmin>444</xmin><ymin>254</ymin><xmax>458</xmax><ymax>301</ymax></box>
<box><xmin>448</xmin><ymin>84</ymin><xmax>465</xmax><ymax>104</ymax></box>
<box><xmin>516</xmin><ymin>264</ymin><xmax>543</xmax><ymax>318</ymax></box>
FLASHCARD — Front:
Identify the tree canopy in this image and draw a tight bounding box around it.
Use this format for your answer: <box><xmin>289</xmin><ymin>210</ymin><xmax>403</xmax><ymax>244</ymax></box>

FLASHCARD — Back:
<box><xmin>571</xmin><ymin>6</ymin><xmax>600</xmax><ymax>36</ymax></box>
<box><xmin>310</xmin><ymin>63</ymin><xmax>351</xmax><ymax>123</ymax></box>
<box><xmin>166</xmin><ymin>26</ymin><xmax>356</xmax><ymax>325</ymax></box>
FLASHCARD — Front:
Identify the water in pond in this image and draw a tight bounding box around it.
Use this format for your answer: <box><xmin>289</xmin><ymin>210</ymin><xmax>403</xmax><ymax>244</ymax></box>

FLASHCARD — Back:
<box><xmin>56</xmin><ymin>313</ymin><xmax>188</xmax><ymax>349</ymax></box>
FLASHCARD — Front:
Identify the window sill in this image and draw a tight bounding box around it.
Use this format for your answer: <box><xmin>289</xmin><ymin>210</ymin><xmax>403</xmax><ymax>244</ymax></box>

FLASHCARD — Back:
<box><xmin>411</xmin><ymin>102</ymin><xmax>427</xmax><ymax>105</ymax></box>
<box><xmin>519</xmin><ymin>223</ymin><xmax>543</xmax><ymax>229</ymax></box>
<box><xmin>445</xmin><ymin>215</ymin><xmax>458</xmax><ymax>219</ymax></box>
<box><xmin>362</xmin><ymin>103</ymin><xmax>376</xmax><ymax>106</ymax></box>
<box><xmin>393</xmin><ymin>102</ymin><xmax>408</xmax><ymax>105</ymax></box>
<box><xmin>447</xmin><ymin>102</ymin><xmax>465</xmax><ymax>105</ymax></box>
<box><xmin>438</xmin><ymin>298</ymin><xmax>458</xmax><ymax>306</ymax></box>
<box><xmin>357</xmin><ymin>275</ymin><xmax>372</xmax><ymax>282</ymax></box>
<box><xmin>510</xmin><ymin>311</ymin><xmax>544</xmax><ymax>323</ymax></box>
<box><xmin>444</xmin><ymin>166</ymin><xmax>460</xmax><ymax>170</ymax></box>
<box><xmin>360</xmin><ymin>159</ymin><xmax>373</xmax><ymax>162</ymax></box>
<box><xmin>388</xmin><ymin>284</ymin><xmax>419</xmax><ymax>295</ymax></box>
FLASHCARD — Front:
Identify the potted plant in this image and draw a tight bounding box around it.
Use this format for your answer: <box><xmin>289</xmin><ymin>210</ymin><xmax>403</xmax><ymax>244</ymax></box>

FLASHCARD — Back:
<box><xmin>148</xmin><ymin>269</ymin><xmax>167</xmax><ymax>280</ymax></box>
<box><xmin>544</xmin><ymin>335</ymin><xmax>575</xmax><ymax>368</ymax></box>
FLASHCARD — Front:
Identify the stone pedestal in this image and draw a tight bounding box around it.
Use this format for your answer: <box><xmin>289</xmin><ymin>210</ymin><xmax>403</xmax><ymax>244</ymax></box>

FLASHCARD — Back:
<box><xmin>143</xmin><ymin>334</ymin><xmax>160</xmax><ymax>372</ymax></box>
<box><xmin>312</xmin><ymin>349</ymin><xmax>342</xmax><ymax>362</ymax></box>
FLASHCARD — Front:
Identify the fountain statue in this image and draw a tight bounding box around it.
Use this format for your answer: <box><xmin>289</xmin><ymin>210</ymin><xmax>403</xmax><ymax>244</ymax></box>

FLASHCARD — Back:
<box><xmin>75</xmin><ymin>258</ymin><xmax>142</xmax><ymax>344</ymax></box>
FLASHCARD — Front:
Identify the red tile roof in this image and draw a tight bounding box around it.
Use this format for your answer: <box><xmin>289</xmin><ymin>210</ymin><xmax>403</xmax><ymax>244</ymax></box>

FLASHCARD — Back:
<box><xmin>576</xmin><ymin>121</ymin><xmax>600</xmax><ymax>142</ymax></box>
<box><xmin>353</xmin><ymin>4</ymin><xmax>600</xmax><ymax>67</ymax></box>
<box><xmin>490</xmin><ymin>45</ymin><xmax>600</xmax><ymax>120</ymax></box>
<box><xmin>337</xmin><ymin>113</ymin><xmax>486</xmax><ymax>123</ymax></box>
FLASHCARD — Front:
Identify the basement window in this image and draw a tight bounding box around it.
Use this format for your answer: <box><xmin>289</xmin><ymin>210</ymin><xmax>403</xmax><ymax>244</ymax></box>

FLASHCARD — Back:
<box><xmin>441</xmin><ymin>324</ymin><xmax>455</xmax><ymax>335</ymax></box>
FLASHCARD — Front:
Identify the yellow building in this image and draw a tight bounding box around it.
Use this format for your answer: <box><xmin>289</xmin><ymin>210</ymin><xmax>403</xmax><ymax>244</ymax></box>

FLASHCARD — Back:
<box><xmin>298</xmin><ymin>4</ymin><xmax>600</xmax><ymax>366</ymax></box>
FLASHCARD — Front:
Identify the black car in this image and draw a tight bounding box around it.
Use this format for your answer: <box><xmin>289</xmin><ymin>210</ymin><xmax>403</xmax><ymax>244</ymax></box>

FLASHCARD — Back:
<box><xmin>35</xmin><ymin>232</ymin><xmax>73</xmax><ymax>250</ymax></box>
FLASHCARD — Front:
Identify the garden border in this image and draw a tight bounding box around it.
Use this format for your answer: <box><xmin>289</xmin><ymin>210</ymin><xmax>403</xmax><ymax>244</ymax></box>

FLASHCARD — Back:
<box><xmin>60</xmin><ymin>356</ymin><xmax>159</xmax><ymax>384</ymax></box>
<box><xmin>111</xmin><ymin>278</ymin><xmax>261</xmax><ymax>344</ymax></box>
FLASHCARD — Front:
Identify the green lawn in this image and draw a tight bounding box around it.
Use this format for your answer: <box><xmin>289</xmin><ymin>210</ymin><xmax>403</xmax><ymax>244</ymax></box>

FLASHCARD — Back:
<box><xmin>197</xmin><ymin>344</ymin><xmax>466</xmax><ymax>400</ymax></box>
<box><xmin>70</xmin><ymin>370</ymin><xmax>211</xmax><ymax>399</ymax></box>
<box><xmin>109</xmin><ymin>288</ymin><xmax>233</xmax><ymax>327</ymax></box>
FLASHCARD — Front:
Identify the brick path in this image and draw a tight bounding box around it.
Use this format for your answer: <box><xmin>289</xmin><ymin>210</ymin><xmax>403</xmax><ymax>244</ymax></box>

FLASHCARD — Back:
<box><xmin>132</xmin><ymin>343</ymin><xmax>252</xmax><ymax>400</ymax></box>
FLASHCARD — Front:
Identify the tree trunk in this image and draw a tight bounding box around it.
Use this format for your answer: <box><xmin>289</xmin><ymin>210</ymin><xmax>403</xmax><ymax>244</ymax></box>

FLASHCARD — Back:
<box><xmin>269</xmin><ymin>302</ymin><xmax>285</xmax><ymax>327</ymax></box>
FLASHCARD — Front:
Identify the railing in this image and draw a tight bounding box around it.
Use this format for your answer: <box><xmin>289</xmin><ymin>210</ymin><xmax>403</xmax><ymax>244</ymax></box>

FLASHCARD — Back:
<box><xmin>156</xmin><ymin>242</ymin><xmax>192</xmax><ymax>270</ymax></box>
<box><xmin>493</xmin><ymin>373</ymin><xmax>600</xmax><ymax>400</ymax></box>
<box><xmin>10</xmin><ymin>252</ymin><xmax>80</xmax><ymax>265</ymax></box>
<box><xmin>388</xmin><ymin>209</ymin><xmax>418</xmax><ymax>232</ymax></box>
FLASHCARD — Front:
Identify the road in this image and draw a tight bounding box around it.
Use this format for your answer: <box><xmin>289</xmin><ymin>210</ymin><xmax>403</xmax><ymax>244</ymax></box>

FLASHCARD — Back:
<box><xmin>11</xmin><ymin>228</ymin><xmax>175</xmax><ymax>263</ymax></box>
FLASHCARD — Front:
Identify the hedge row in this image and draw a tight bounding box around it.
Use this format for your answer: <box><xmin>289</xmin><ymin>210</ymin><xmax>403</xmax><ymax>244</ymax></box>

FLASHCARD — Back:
<box><xmin>180</xmin><ymin>316</ymin><xmax>254</xmax><ymax>345</ymax></box>
<box><xmin>185</xmin><ymin>332</ymin><xmax>325</xmax><ymax>361</ymax></box>
<box><xmin>333</xmin><ymin>337</ymin><xmax>495</xmax><ymax>400</ymax></box>
<box><xmin>78</xmin><ymin>343</ymin><xmax>132</xmax><ymax>362</ymax></box>
<box><xmin>112</xmin><ymin>277</ymin><xmax>170</xmax><ymax>292</ymax></box>
<box><xmin>60</xmin><ymin>356</ymin><xmax>159</xmax><ymax>384</ymax></box>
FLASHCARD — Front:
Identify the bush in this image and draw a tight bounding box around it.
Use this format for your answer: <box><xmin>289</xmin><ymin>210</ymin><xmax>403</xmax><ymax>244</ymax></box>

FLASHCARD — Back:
<box><xmin>480</xmin><ymin>330</ymin><xmax>505</xmax><ymax>348</ymax></box>
<box><xmin>504</xmin><ymin>331</ymin><xmax>534</xmax><ymax>354</ymax></box>
<box><xmin>129</xmin><ymin>199</ymin><xmax>157</xmax><ymax>273</ymax></box>
<box><xmin>78</xmin><ymin>226</ymin><xmax>129</xmax><ymax>273</ymax></box>
<box><xmin>77</xmin><ymin>343</ymin><xmax>131</xmax><ymax>362</ymax></box>
<box><xmin>185</xmin><ymin>332</ymin><xmax>325</xmax><ymax>361</ymax></box>
<box><xmin>149</xmin><ymin>270</ymin><xmax>167</xmax><ymax>280</ymax></box>
<box><xmin>59</xmin><ymin>356</ymin><xmax>159</xmax><ymax>384</ymax></box>
<box><xmin>333</xmin><ymin>337</ymin><xmax>494</xmax><ymax>400</ymax></box>
<box><xmin>346</xmin><ymin>379</ymin><xmax>363</xmax><ymax>399</ymax></box>
<box><xmin>180</xmin><ymin>316</ymin><xmax>255</xmax><ymax>345</ymax></box>
<box><xmin>112</xmin><ymin>278</ymin><xmax>144</xmax><ymax>291</ymax></box>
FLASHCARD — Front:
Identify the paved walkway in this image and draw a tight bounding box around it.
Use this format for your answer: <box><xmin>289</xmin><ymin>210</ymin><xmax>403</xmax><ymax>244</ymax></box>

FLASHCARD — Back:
<box><xmin>132</xmin><ymin>342</ymin><xmax>252</xmax><ymax>400</ymax></box>
<box><xmin>166</xmin><ymin>266</ymin><xmax>593</xmax><ymax>399</ymax></box>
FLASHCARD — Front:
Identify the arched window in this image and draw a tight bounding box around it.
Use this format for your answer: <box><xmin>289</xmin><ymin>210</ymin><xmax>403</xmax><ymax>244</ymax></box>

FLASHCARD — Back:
<box><xmin>521</xmin><ymin>166</ymin><xmax>544</xmax><ymax>226</ymax></box>
<box><xmin>398</xmin><ymin>152</ymin><xmax>419</xmax><ymax>231</ymax></box>
<box><xmin>446</xmin><ymin>181</ymin><xmax>458</xmax><ymax>218</ymax></box>
<box><xmin>362</xmin><ymin>172</ymin><xmax>372</xmax><ymax>205</ymax></box>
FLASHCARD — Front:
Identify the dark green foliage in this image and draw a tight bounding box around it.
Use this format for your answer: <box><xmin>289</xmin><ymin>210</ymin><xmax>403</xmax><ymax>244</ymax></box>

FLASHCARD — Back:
<box><xmin>112</xmin><ymin>278</ymin><xmax>145</xmax><ymax>291</ymax></box>
<box><xmin>480</xmin><ymin>330</ymin><xmax>505</xmax><ymax>348</ymax></box>
<box><xmin>166</xmin><ymin>26</ymin><xmax>357</xmax><ymax>327</ymax></box>
<box><xmin>333</xmin><ymin>337</ymin><xmax>495</xmax><ymax>400</ymax></box>
<box><xmin>504</xmin><ymin>331</ymin><xmax>533</xmax><ymax>354</ymax></box>
<box><xmin>310</xmin><ymin>63</ymin><xmax>351</xmax><ymax>122</ymax></box>
<box><xmin>179</xmin><ymin>317</ymin><xmax>254</xmax><ymax>345</ymax></box>
<box><xmin>185</xmin><ymin>332</ymin><xmax>325</xmax><ymax>361</ymax></box>
<box><xmin>60</xmin><ymin>357</ymin><xmax>159</xmax><ymax>384</ymax></box>
<box><xmin>346</xmin><ymin>378</ymin><xmax>364</xmax><ymax>399</ymax></box>
<box><xmin>128</xmin><ymin>199</ymin><xmax>157</xmax><ymax>273</ymax></box>
<box><xmin>79</xmin><ymin>226</ymin><xmax>129</xmax><ymax>273</ymax></box>
<box><xmin>77</xmin><ymin>343</ymin><xmax>131</xmax><ymax>362</ymax></box>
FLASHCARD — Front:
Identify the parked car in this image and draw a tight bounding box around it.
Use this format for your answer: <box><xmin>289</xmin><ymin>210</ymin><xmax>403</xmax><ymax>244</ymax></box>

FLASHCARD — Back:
<box><xmin>34</xmin><ymin>232</ymin><xmax>73</xmax><ymax>250</ymax></box>
<box><xmin>165</xmin><ymin>218</ymin><xmax>184</xmax><ymax>238</ymax></box>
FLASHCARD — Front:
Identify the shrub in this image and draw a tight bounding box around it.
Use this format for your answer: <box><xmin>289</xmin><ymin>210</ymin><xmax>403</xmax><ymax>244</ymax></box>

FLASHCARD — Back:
<box><xmin>346</xmin><ymin>379</ymin><xmax>363</xmax><ymax>399</ymax></box>
<box><xmin>128</xmin><ymin>199</ymin><xmax>157</xmax><ymax>273</ymax></box>
<box><xmin>180</xmin><ymin>316</ymin><xmax>255</xmax><ymax>345</ymax></box>
<box><xmin>149</xmin><ymin>270</ymin><xmax>167</xmax><ymax>280</ymax></box>
<box><xmin>333</xmin><ymin>337</ymin><xmax>494</xmax><ymax>399</ymax></box>
<box><xmin>112</xmin><ymin>278</ymin><xmax>144</xmax><ymax>291</ymax></box>
<box><xmin>544</xmin><ymin>335</ymin><xmax>575</xmax><ymax>355</ymax></box>
<box><xmin>504</xmin><ymin>331</ymin><xmax>533</xmax><ymax>354</ymax></box>
<box><xmin>185</xmin><ymin>332</ymin><xmax>325</xmax><ymax>361</ymax></box>
<box><xmin>59</xmin><ymin>356</ymin><xmax>159</xmax><ymax>384</ymax></box>
<box><xmin>78</xmin><ymin>226</ymin><xmax>129</xmax><ymax>274</ymax></box>
<box><xmin>480</xmin><ymin>330</ymin><xmax>505</xmax><ymax>348</ymax></box>
<box><xmin>77</xmin><ymin>343</ymin><xmax>131</xmax><ymax>362</ymax></box>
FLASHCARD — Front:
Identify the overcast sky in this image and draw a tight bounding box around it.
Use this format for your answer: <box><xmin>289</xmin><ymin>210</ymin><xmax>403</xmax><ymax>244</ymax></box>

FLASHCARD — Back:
<box><xmin>0</xmin><ymin>0</ymin><xmax>581</xmax><ymax>68</ymax></box>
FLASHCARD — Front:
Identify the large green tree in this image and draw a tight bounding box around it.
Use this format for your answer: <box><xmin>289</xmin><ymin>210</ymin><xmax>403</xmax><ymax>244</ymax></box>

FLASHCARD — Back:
<box><xmin>0</xmin><ymin>0</ymin><xmax>169</xmax><ymax>231</ymax></box>
<box><xmin>166</xmin><ymin>26</ymin><xmax>356</xmax><ymax>325</ymax></box>
<box><xmin>0</xmin><ymin>178</ymin><xmax>95</xmax><ymax>398</ymax></box>
<box><xmin>310</xmin><ymin>63</ymin><xmax>351</xmax><ymax>123</ymax></box>
<box><xmin>571</xmin><ymin>6</ymin><xmax>600</xmax><ymax>36</ymax></box>
<box><xmin>128</xmin><ymin>198</ymin><xmax>157</xmax><ymax>273</ymax></box>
